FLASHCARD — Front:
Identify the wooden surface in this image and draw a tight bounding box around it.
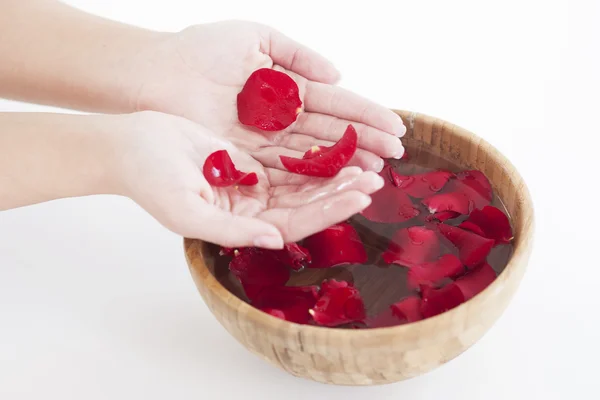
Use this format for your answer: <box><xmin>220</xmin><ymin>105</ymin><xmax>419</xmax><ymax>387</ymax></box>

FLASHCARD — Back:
<box><xmin>184</xmin><ymin>110</ymin><xmax>535</xmax><ymax>386</ymax></box>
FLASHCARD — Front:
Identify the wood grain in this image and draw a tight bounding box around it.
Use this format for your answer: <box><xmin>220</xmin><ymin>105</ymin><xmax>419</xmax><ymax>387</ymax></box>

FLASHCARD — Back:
<box><xmin>184</xmin><ymin>110</ymin><xmax>535</xmax><ymax>385</ymax></box>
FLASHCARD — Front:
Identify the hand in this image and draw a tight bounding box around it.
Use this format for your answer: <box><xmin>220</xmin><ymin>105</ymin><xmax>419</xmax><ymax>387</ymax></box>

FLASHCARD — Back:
<box><xmin>111</xmin><ymin>111</ymin><xmax>384</xmax><ymax>248</ymax></box>
<box><xmin>133</xmin><ymin>21</ymin><xmax>406</xmax><ymax>173</ymax></box>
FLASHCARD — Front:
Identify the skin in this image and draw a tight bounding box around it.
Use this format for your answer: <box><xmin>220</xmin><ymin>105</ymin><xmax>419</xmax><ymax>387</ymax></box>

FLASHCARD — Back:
<box><xmin>0</xmin><ymin>1</ymin><xmax>405</xmax><ymax>249</ymax></box>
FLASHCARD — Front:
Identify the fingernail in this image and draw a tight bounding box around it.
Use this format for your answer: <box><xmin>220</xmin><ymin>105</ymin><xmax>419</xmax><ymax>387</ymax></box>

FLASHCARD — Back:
<box><xmin>373</xmin><ymin>158</ymin><xmax>385</xmax><ymax>172</ymax></box>
<box><xmin>358</xmin><ymin>193</ymin><xmax>372</xmax><ymax>208</ymax></box>
<box><xmin>393</xmin><ymin>146</ymin><xmax>406</xmax><ymax>159</ymax></box>
<box><xmin>373</xmin><ymin>175</ymin><xmax>385</xmax><ymax>190</ymax></box>
<box><xmin>397</xmin><ymin>123</ymin><xmax>407</xmax><ymax>137</ymax></box>
<box><xmin>254</xmin><ymin>235</ymin><xmax>284</xmax><ymax>249</ymax></box>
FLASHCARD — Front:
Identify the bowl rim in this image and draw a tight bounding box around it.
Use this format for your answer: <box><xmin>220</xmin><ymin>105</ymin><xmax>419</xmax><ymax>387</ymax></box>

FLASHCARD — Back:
<box><xmin>184</xmin><ymin>109</ymin><xmax>535</xmax><ymax>343</ymax></box>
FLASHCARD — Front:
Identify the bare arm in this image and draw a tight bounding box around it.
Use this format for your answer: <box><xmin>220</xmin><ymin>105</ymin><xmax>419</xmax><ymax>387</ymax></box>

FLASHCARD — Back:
<box><xmin>0</xmin><ymin>0</ymin><xmax>163</xmax><ymax>113</ymax></box>
<box><xmin>0</xmin><ymin>112</ymin><xmax>119</xmax><ymax>210</ymax></box>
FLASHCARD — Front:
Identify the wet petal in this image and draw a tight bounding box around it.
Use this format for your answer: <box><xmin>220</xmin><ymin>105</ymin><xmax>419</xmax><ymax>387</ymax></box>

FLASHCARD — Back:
<box><xmin>302</xmin><ymin>222</ymin><xmax>367</xmax><ymax>268</ymax></box>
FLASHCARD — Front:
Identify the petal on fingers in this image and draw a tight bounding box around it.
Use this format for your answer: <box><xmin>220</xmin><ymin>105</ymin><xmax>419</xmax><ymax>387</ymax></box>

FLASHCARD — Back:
<box><xmin>253</xmin><ymin>144</ymin><xmax>383</xmax><ymax>173</ymax></box>
<box><xmin>303</xmin><ymin>82</ymin><xmax>406</xmax><ymax>136</ymax></box>
<box><xmin>293</xmin><ymin>113</ymin><xmax>404</xmax><ymax>158</ymax></box>
<box><xmin>259</xmin><ymin>190</ymin><xmax>373</xmax><ymax>243</ymax></box>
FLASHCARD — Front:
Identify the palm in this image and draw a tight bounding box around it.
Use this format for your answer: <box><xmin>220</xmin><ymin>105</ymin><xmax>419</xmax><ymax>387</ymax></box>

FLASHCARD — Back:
<box><xmin>138</xmin><ymin>21</ymin><xmax>406</xmax><ymax>174</ymax></box>
<box><xmin>205</xmin><ymin>151</ymin><xmax>378</xmax><ymax>243</ymax></box>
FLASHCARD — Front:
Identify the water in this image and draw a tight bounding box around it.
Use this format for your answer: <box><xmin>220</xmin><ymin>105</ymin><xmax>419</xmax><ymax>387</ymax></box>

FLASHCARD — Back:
<box><xmin>208</xmin><ymin>150</ymin><xmax>514</xmax><ymax>323</ymax></box>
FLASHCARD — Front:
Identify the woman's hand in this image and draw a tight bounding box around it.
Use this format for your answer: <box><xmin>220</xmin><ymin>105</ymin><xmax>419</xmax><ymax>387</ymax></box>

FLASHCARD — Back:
<box><xmin>133</xmin><ymin>21</ymin><xmax>406</xmax><ymax>173</ymax></box>
<box><xmin>112</xmin><ymin>112</ymin><xmax>384</xmax><ymax>248</ymax></box>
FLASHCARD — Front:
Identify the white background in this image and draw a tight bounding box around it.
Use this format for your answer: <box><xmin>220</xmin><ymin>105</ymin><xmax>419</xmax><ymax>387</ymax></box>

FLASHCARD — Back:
<box><xmin>1</xmin><ymin>0</ymin><xmax>598</xmax><ymax>399</ymax></box>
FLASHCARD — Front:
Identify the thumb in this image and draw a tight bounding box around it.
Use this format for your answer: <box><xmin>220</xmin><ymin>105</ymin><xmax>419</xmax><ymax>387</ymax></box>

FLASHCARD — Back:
<box><xmin>183</xmin><ymin>195</ymin><xmax>284</xmax><ymax>250</ymax></box>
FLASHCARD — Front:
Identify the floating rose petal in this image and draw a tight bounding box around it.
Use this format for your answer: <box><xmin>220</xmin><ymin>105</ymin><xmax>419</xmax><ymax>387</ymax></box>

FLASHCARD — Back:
<box><xmin>253</xmin><ymin>286</ymin><xmax>319</xmax><ymax>324</ymax></box>
<box><xmin>361</xmin><ymin>165</ymin><xmax>420</xmax><ymax>223</ymax></box>
<box><xmin>280</xmin><ymin>125</ymin><xmax>358</xmax><ymax>177</ymax></box>
<box><xmin>407</xmin><ymin>254</ymin><xmax>465</xmax><ymax>289</ymax></box>
<box><xmin>237</xmin><ymin>68</ymin><xmax>302</xmax><ymax>131</ymax></box>
<box><xmin>310</xmin><ymin>279</ymin><xmax>366</xmax><ymax>327</ymax></box>
<box><xmin>459</xmin><ymin>206</ymin><xmax>513</xmax><ymax>245</ymax></box>
<box><xmin>221</xmin><ymin>243</ymin><xmax>310</xmax><ymax>272</ymax></box>
<box><xmin>366</xmin><ymin>296</ymin><xmax>423</xmax><ymax>328</ymax></box>
<box><xmin>425</xmin><ymin>210</ymin><xmax>462</xmax><ymax>223</ymax></box>
<box><xmin>391</xmin><ymin>296</ymin><xmax>423</xmax><ymax>322</ymax></box>
<box><xmin>457</xmin><ymin>220</ymin><xmax>486</xmax><ymax>237</ymax></box>
<box><xmin>203</xmin><ymin>150</ymin><xmax>258</xmax><ymax>187</ymax></box>
<box><xmin>390</xmin><ymin>169</ymin><xmax>454</xmax><ymax>198</ymax></box>
<box><xmin>302</xmin><ymin>223</ymin><xmax>367</xmax><ymax>268</ymax></box>
<box><xmin>228</xmin><ymin>248</ymin><xmax>290</xmax><ymax>300</ymax></box>
<box><xmin>454</xmin><ymin>262</ymin><xmax>497</xmax><ymax>300</ymax></box>
<box><xmin>437</xmin><ymin>224</ymin><xmax>494</xmax><ymax>268</ymax></box>
<box><xmin>273</xmin><ymin>243</ymin><xmax>312</xmax><ymax>271</ymax></box>
<box><xmin>422</xmin><ymin>191</ymin><xmax>471</xmax><ymax>215</ymax></box>
<box><xmin>420</xmin><ymin>284</ymin><xmax>466</xmax><ymax>318</ymax></box>
<box><xmin>446</xmin><ymin>170</ymin><xmax>493</xmax><ymax>210</ymax></box>
<box><xmin>383</xmin><ymin>226</ymin><xmax>441</xmax><ymax>268</ymax></box>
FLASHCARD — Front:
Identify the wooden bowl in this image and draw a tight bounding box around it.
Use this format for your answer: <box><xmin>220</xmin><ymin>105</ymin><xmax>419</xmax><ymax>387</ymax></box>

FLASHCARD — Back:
<box><xmin>184</xmin><ymin>110</ymin><xmax>534</xmax><ymax>386</ymax></box>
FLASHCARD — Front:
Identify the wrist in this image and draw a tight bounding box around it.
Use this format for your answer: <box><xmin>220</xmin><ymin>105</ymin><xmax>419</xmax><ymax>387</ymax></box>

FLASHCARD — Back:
<box><xmin>0</xmin><ymin>113</ymin><xmax>125</xmax><ymax>210</ymax></box>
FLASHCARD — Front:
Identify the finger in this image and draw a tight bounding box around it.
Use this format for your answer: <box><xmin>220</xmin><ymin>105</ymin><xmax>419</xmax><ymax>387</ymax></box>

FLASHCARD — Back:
<box><xmin>181</xmin><ymin>195</ymin><xmax>284</xmax><ymax>249</ymax></box>
<box><xmin>269</xmin><ymin>166</ymin><xmax>363</xmax><ymax>196</ymax></box>
<box><xmin>303</xmin><ymin>82</ymin><xmax>406</xmax><ymax>136</ymax></box>
<box><xmin>252</xmin><ymin>145</ymin><xmax>383</xmax><ymax>172</ymax></box>
<box><xmin>265</xmin><ymin>168</ymin><xmax>316</xmax><ymax>187</ymax></box>
<box><xmin>270</xmin><ymin>171</ymin><xmax>384</xmax><ymax>209</ymax></box>
<box><xmin>259</xmin><ymin>190</ymin><xmax>372</xmax><ymax>243</ymax></box>
<box><xmin>292</xmin><ymin>113</ymin><xmax>405</xmax><ymax>158</ymax></box>
<box><xmin>262</xmin><ymin>29</ymin><xmax>340</xmax><ymax>84</ymax></box>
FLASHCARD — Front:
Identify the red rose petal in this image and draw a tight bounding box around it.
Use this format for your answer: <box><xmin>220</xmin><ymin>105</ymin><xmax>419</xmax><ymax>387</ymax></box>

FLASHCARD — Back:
<box><xmin>221</xmin><ymin>243</ymin><xmax>311</xmax><ymax>272</ymax></box>
<box><xmin>457</xmin><ymin>220</ymin><xmax>486</xmax><ymax>237</ymax></box>
<box><xmin>310</xmin><ymin>279</ymin><xmax>366</xmax><ymax>327</ymax></box>
<box><xmin>253</xmin><ymin>286</ymin><xmax>319</xmax><ymax>324</ymax></box>
<box><xmin>422</xmin><ymin>191</ymin><xmax>471</xmax><ymax>215</ymax></box>
<box><xmin>203</xmin><ymin>150</ymin><xmax>258</xmax><ymax>187</ymax></box>
<box><xmin>237</xmin><ymin>68</ymin><xmax>302</xmax><ymax>131</ymax></box>
<box><xmin>390</xmin><ymin>169</ymin><xmax>454</xmax><ymax>198</ymax></box>
<box><xmin>407</xmin><ymin>254</ymin><xmax>465</xmax><ymax>289</ymax></box>
<box><xmin>361</xmin><ymin>165</ymin><xmax>420</xmax><ymax>223</ymax></box>
<box><xmin>366</xmin><ymin>296</ymin><xmax>424</xmax><ymax>328</ymax></box>
<box><xmin>391</xmin><ymin>296</ymin><xmax>424</xmax><ymax>322</ymax></box>
<box><xmin>228</xmin><ymin>248</ymin><xmax>290</xmax><ymax>300</ymax></box>
<box><xmin>382</xmin><ymin>226</ymin><xmax>441</xmax><ymax>268</ymax></box>
<box><xmin>273</xmin><ymin>243</ymin><xmax>312</xmax><ymax>271</ymax></box>
<box><xmin>459</xmin><ymin>206</ymin><xmax>513</xmax><ymax>245</ymax></box>
<box><xmin>446</xmin><ymin>170</ymin><xmax>493</xmax><ymax>210</ymax></box>
<box><xmin>454</xmin><ymin>262</ymin><xmax>497</xmax><ymax>300</ymax></box>
<box><xmin>302</xmin><ymin>222</ymin><xmax>367</xmax><ymax>268</ymax></box>
<box><xmin>420</xmin><ymin>284</ymin><xmax>466</xmax><ymax>318</ymax></box>
<box><xmin>280</xmin><ymin>125</ymin><xmax>358</xmax><ymax>177</ymax></box>
<box><xmin>437</xmin><ymin>224</ymin><xmax>495</xmax><ymax>267</ymax></box>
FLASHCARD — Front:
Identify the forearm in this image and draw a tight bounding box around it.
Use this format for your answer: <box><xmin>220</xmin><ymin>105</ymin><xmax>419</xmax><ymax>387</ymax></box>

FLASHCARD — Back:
<box><xmin>0</xmin><ymin>112</ymin><xmax>120</xmax><ymax>210</ymax></box>
<box><xmin>0</xmin><ymin>0</ymin><xmax>166</xmax><ymax>113</ymax></box>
